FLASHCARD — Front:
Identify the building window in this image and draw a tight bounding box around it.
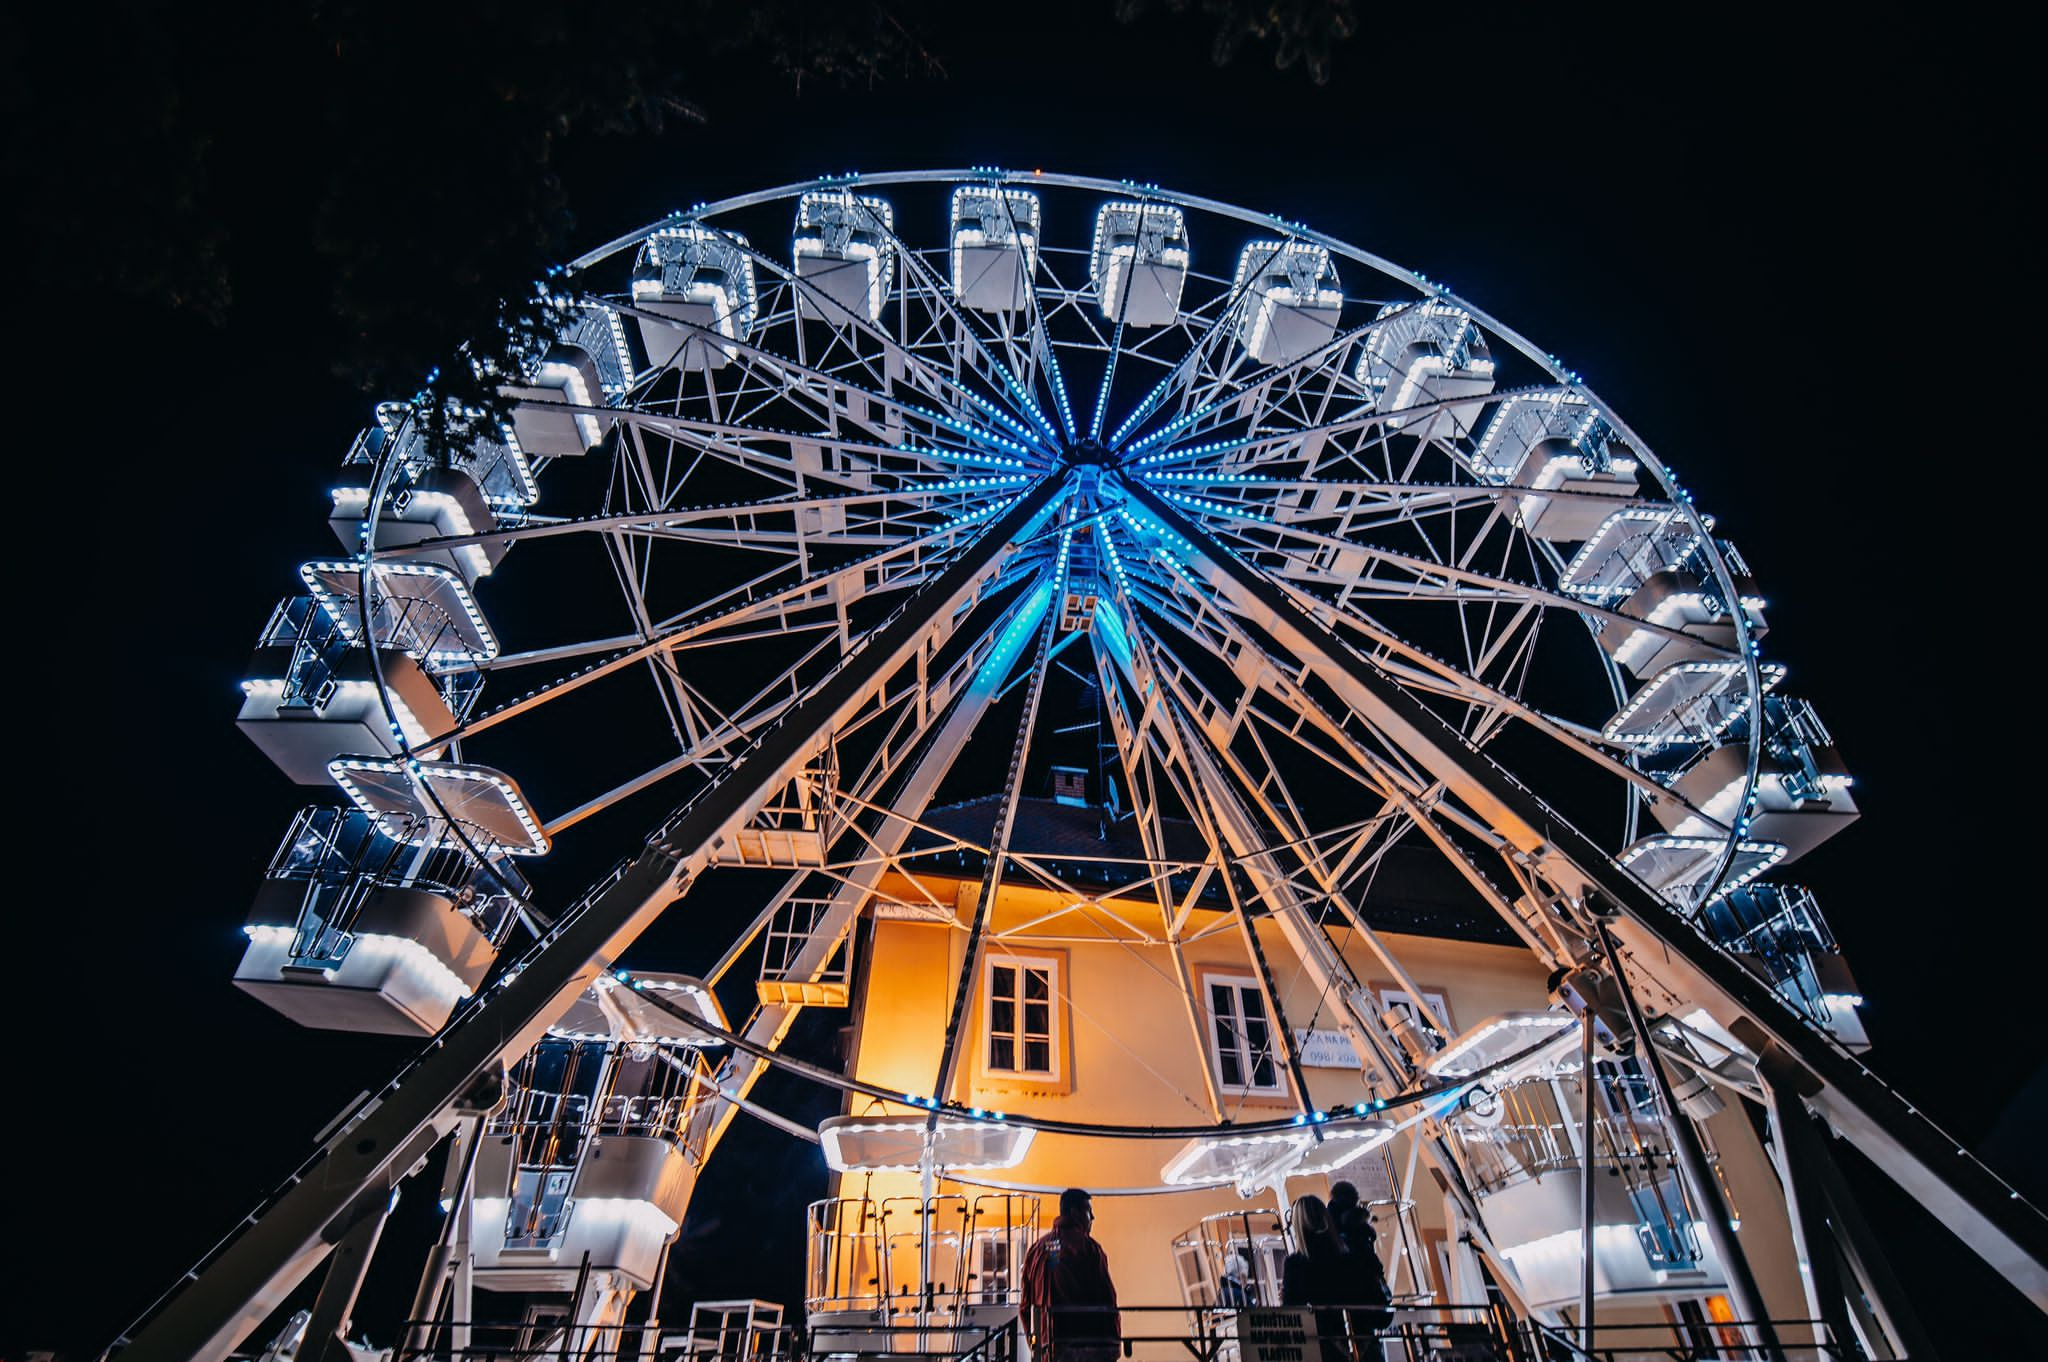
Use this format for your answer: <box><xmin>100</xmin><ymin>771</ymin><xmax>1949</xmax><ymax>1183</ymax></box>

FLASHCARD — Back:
<box><xmin>985</xmin><ymin>953</ymin><xmax>1059</xmax><ymax>1078</ymax></box>
<box><xmin>1208</xmin><ymin>975</ymin><xmax>1285</xmax><ymax>1094</ymax></box>
<box><xmin>1376</xmin><ymin>984</ymin><xmax>1454</xmax><ymax>1040</ymax></box>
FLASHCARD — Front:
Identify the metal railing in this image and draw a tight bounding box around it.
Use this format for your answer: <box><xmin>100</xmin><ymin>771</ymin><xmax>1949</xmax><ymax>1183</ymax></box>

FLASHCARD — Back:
<box><xmin>1448</xmin><ymin>1064</ymin><xmax>1709</xmax><ymax>1273</ymax></box>
<box><xmin>1694</xmin><ymin>884</ymin><xmax>1844</xmax><ymax>1028</ymax></box>
<box><xmin>760</xmin><ymin>897</ymin><xmax>853</xmax><ymax>996</ymax></box>
<box><xmin>1525</xmin><ymin>1315</ymin><xmax>1855</xmax><ymax>1361</ymax></box>
<box><xmin>806</xmin><ymin>1195</ymin><xmax>1042</xmax><ymax>1320</ymax></box>
<box><xmin>258</xmin><ymin>805</ymin><xmax>528</xmax><ymax>969</ymax></box>
<box><xmin>389</xmin><ymin>1317</ymin><xmax>676</xmax><ymax>1362</ymax></box>
<box><xmin>226</xmin><ymin>1304</ymin><xmax>1859</xmax><ymax>1362</ymax></box>
<box><xmin>807</xmin><ymin>1319</ymin><xmax>1015</xmax><ymax>1362</ymax></box>
<box><xmin>1640</xmin><ymin>693</ymin><xmax>1835</xmax><ymax>797</ymax></box>
<box><xmin>255</xmin><ymin>593</ymin><xmax>487</xmax><ymax>719</ymax></box>
<box><xmin>488</xmin><ymin>1038</ymin><xmax>723</xmax><ymax>1171</ymax></box>
<box><xmin>255</xmin><ymin>596</ymin><xmax>353</xmax><ymax>706</ymax></box>
<box><xmin>348</xmin><ymin>401</ymin><xmax>538</xmax><ymax>509</ymax></box>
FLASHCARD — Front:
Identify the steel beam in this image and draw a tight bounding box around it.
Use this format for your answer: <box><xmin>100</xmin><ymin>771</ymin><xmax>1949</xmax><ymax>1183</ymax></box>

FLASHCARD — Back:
<box><xmin>1097</xmin><ymin>601</ymin><xmax>1549</xmax><ymax>1310</ymax></box>
<box><xmin>1599</xmin><ymin>924</ymin><xmax>1783</xmax><ymax>1359</ymax></box>
<box><xmin>114</xmin><ymin>475</ymin><xmax>1065</xmax><ymax>1362</ymax></box>
<box><xmin>1119</xmin><ymin>470</ymin><xmax>2048</xmax><ymax>1310</ymax></box>
<box><xmin>1762</xmin><ymin>1052</ymin><xmax>1934</xmax><ymax>1360</ymax></box>
<box><xmin>693</xmin><ymin>577</ymin><xmax>1056</xmax><ymax>1158</ymax></box>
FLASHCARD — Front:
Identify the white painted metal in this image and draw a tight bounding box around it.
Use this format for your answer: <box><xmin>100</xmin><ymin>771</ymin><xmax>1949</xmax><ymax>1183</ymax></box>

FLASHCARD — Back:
<box><xmin>127</xmin><ymin>170</ymin><xmax>2043</xmax><ymax>1362</ymax></box>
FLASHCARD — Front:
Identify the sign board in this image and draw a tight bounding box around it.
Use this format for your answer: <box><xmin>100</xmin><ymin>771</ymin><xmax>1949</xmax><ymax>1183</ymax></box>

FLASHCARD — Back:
<box><xmin>1346</xmin><ymin>1151</ymin><xmax>1396</xmax><ymax>1203</ymax></box>
<box><xmin>1238</xmin><ymin>1309</ymin><xmax>1320</xmax><ymax>1362</ymax></box>
<box><xmin>1294</xmin><ymin>1029</ymin><xmax>1357</xmax><ymax>1068</ymax></box>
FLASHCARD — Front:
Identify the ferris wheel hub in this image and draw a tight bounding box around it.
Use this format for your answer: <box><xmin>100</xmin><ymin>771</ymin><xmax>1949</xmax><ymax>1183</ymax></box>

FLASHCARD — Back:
<box><xmin>1064</xmin><ymin>437</ymin><xmax>1114</xmax><ymax>466</ymax></box>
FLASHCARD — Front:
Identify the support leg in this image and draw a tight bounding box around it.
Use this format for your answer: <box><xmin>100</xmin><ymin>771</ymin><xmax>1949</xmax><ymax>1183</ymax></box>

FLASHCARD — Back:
<box><xmin>116</xmin><ymin>478</ymin><xmax>1066</xmax><ymax>1362</ymax></box>
<box><xmin>1122</xmin><ymin>474</ymin><xmax>2048</xmax><ymax>1308</ymax></box>
<box><xmin>1579</xmin><ymin>1020</ymin><xmax>1597</xmax><ymax>1353</ymax></box>
<box><xmin>1766</xmin><ymin>1066</ymin><xmax>1937</xmax><ymax>1362</ymax></box>
<box><xmin>1597</xmin><ymin>923</ymin><xmax>1782</xmax><ymax>1361</ymax></box>
<box><xmin>402</xmin><ymin>1118</ymin><xmax>483</xmax><ymax>1359</ymax></box>
<box><xmin>1762</xmin><ymin>1077</ymin><xmax>1855</xmax><ymax>1357</ymax></box>
<box><xmin>305</xmin><ymin>1198</ymin><xmax>392</xmax><ymax>1362</ymax></box>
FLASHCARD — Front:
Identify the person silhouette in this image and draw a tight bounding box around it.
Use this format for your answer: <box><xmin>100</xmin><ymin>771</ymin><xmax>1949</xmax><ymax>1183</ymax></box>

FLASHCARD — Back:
<box><xmin>1326</xmin><ymin>1181</ymin><xmax>1394</xmax><ymax>1345</ymax></box>
<box><xmin>1281</xmin><ymin>1195</ymin><xmax>1350</xmax><ymax>1362</ymax></box>
<box><xmin>1021</xmin><ymin>1188</ymin><xmax>1120</xmax><ymax>1362</ymax></box>
<box><xmin>1218</xmin><ymin>1245</ymin><xmax>1257</xmax><ymax>1308</ymax></box>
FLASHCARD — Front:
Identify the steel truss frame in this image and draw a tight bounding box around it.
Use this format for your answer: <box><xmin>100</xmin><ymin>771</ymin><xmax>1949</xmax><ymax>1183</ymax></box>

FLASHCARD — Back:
<box><xmin>140</xmin><ymin>171</ymin><xmax>2044</xmax><ymax>1361</ymax></box>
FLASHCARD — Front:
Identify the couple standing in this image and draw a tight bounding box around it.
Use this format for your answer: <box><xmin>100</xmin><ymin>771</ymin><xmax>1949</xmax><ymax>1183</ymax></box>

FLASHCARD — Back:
<box><xmin>1019</xmin><ymin>1183</ymin><xmax>1395</xmax><ymax>1362</ymax></box>
<box><xmin>1281</xmin><ymin>1181</ymin><xmax>1396</xmax><ymax>1358</ymax></box>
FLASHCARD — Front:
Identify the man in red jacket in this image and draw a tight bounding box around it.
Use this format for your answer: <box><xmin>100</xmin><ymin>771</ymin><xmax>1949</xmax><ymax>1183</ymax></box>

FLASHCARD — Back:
<box><xmin>1021</xmin><ymin>1188</ymin><xmax>1121</xmax><ymax>1362</ymax></box>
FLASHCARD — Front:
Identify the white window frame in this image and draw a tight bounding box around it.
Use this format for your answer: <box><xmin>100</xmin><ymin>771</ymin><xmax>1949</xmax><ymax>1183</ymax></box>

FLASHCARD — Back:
<box><xmin>1206</xmin><ymin>973</ymin><xmax>1286</xmax><ymax>1095</ymax></box>
<box><xmin>1376</xmin><ymin>984</ymin><xmax>1453</xmax><ymax>1037</ymax></box>
<box><xmin>983</xmin><ymin>952</ymin><xmax>1061</xmax><ymax>1080</ymax></box>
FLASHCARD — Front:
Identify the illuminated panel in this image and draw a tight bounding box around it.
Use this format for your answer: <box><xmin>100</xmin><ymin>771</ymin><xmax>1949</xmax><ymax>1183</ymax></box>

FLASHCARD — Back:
<box><xmin>1619</xmin><ymin>836</ymin><xmax>1787</xmax><ymax>910</ymax></box>
<box><xmin>1474</xmin><ymin>391</ymin><xmax>1629</xmax><ymax>477</ymax></box>
<box><xmin>1287</xmin><ymin>1122</ymin><xmax>1396</xmax><ymax>1176</ymax></box>
<box><xmin>1558</xmin><ymin>507</ymin><xmax>1700</xmax><ymax>604</ymax></box>
<box><xmin>819</xmin><ymin>1115</ymin><xmax>1035</xmax><ymax>1173</ymax></box>
<box><xmin>1604</xmin><ymin>660</ymin><xmax>1786</xmax><ymax>746</ymax></box>
<box><xmin>1159</xmin><ymin>1129</ymin><xmax>1306</xmax><ymax>1188</ymax></box>
<box><xmin>1426</xmin><ymin>1012</ymin><xmax>1580</xmax><ymax>1080</ymax></box>
<box><xmin>300</xmin><ymin>559</ymin><xmax>499</xmax><ymax>662</ymax></box>
<box><xmin>329</xmin><ymin>757</ymin><xmax>550</xmax><ymax>855</ymax></box>
<box><xmin>545</xmin><ymin>972</ymin><xmax>730</xmax><ymax>1045</ymax></box>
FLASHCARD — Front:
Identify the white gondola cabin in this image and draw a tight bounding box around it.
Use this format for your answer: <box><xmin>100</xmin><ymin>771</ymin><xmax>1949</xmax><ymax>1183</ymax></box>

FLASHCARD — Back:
<box><xmin>233</xmin><ymin>805</ymin><xmax>527</xmax><ymax>1035</ymax></box>
<box><xmin>1474</xmin><ymin>392</ymin><xmax>1640</xmax><ymax>542</ymax></box>
<box><xmin>236</xmin><ymin>593</ymin><xmax>476</xmax><ymax>785</ymax></box>
<box><xmin>794</xmin><ymin>191</ymin><xmax>896</xmax><ymax>324</ymax></box>
<box><xmin>1234</xmin><ymin>241</ymin><xmax>1342</xmax><ymax>365</ymax></box>
<box><xmin>495</xmin><ymin>303</ymin><xmax>631</xmax><ymax>456</ymax></box>
<box><xmin>1560</xmin><ymin>509</ymin><xmax>1766</xmax><ymax>676</ymax></box>
<box><xmin>327</xmin><ymin>405</ymin><xmax>536</xmax><ymax>586</ymax></box>
<box><xmin>949</xmin><ymin>187</ymin><xmax>1040</xmax><ymax>313</ymax></box>
<box><xmin>1355</xmin><ymin>301</ymin><xmax>1496</xmax><ymax>439</ymax></box>
<box><xmin>632</xmin><ymin>226</ymin><xmax>759</xmax><ymax>370</ymax></box>
<box><xmin>1651</xmin><ymin>696</ymin><xmax>1859</xmax><ymax>861</ymax></box>
<box><xmin>1445</xmin><ymin>1061</ymin><xmax>1732</xmax><ymax>1311</ymax></box>
<box><xmin>468</xmin><ymin>981</ymin><xmax>727</xmax><ymax>1346</ymax></box>
<box><xmin>1091</xmin><ymin>202</ymin><xmax>1189</xmax><ymax>327</ymax></box>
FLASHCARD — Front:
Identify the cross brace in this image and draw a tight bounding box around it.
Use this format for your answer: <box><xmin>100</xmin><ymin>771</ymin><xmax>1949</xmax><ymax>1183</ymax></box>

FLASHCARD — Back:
<box><xmin>115</xmin><ymin>476</ymin><xmax>1067</xmax><ymax>1362</ymax></box>
<box><xmin>1118</xmin><ymin>471</ymin><xmax>2047</xmax><ymax>1310</ymax></box>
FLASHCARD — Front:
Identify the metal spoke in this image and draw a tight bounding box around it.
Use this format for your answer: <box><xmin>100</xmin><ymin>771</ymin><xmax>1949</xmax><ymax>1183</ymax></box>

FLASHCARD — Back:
<box><xmin>152</xmin><ymin>169</ymin><xmax>2042</xmax><ymax>1362</ymax></box>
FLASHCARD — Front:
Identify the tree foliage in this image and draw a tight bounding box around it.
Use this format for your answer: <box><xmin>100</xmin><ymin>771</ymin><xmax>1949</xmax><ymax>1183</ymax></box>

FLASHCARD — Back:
<box><xmin>11</xmin><ymin>0</ymin><xmax>1351</xmax><ymax>450</ymax></box>
<box><xmin>1114</xmin><ymin>0</ymin><xmax>1358</xmax><ymax>84</ymax></box>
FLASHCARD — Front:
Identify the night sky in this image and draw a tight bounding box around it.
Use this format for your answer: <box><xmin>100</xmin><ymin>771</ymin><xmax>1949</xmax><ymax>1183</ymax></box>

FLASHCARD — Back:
<box><xmin>7</xmin><ymin>3</ymin><xmax>2038</xmax><ymax>1357</ymax></box>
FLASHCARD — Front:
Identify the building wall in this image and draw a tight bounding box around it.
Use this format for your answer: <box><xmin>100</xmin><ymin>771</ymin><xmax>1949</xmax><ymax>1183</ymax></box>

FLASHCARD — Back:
<box><xmin>834</xmin><ymin>871</ymin><xmax>1807</xmax><ymax>1334</ymax></box>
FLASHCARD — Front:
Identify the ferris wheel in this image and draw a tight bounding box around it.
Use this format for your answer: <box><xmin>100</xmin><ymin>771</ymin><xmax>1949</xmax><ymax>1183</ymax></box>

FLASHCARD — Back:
<box><xmin>124</xmin><ymin>170</ymin><xmax>2043</xmax><ymax>1360</ymax></box>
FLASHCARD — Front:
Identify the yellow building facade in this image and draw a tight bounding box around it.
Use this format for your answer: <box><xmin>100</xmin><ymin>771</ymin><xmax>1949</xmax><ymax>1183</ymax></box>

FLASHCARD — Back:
<box><xmin>825</xmin><ymin>797</ymin><xmax>1815</xmax><ymax>1348</ymax></box>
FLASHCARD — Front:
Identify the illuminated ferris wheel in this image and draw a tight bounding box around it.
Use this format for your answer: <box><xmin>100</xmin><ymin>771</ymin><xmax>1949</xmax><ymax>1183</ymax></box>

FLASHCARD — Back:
<box><xmin>121</xmin><ymin>170</ymin><xmax>2042</xmax><ymax>1361</ymax></box>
